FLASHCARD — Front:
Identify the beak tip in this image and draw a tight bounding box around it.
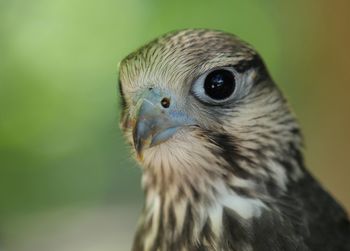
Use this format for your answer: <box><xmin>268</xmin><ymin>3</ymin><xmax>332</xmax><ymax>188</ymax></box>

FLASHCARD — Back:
<box><xmin>134</xmin><ymin>139</ymin><xmax>143</xmax><ymax>156</ymax></box>
<box><xmin>135</xmin><ymin>149</ymin><xmax>144</xmax><ymax>161</ymax></box>
<box><xmin>132</xmin><ymin>120</ymin><xmax>147</xmax><ymax>157</ymax></box>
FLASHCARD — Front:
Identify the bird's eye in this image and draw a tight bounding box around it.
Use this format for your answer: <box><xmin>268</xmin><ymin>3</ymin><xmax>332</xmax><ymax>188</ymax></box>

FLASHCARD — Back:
<box><xmin>204</xmin><ymin>69</ymin><xmax>235</xmax><ymax>100</ymax></box>
<box><xmin>191</xmin><ymin>67</ymin><xmax>238</xmax><ymax>104</ymax></box>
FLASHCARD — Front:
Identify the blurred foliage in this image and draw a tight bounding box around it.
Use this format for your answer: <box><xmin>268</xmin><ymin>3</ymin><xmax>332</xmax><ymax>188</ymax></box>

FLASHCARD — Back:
<box><xmin>0</xmin><ymin>0</ymin><xmax>349</xmax><ymax>223</ymax></box>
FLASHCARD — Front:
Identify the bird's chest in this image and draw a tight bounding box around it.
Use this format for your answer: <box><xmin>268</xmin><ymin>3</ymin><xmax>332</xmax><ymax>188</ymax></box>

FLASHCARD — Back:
<box><xmin>132</xmin><ymin>220</ymin><xmax>254</xmax><ymax>251</ymax></box>
<box><xmin>132</xmin><ymin>206</ymin><xmax>308</xmax><ymax>251</ymax></box>
<box><xmin>131</xmin><ymin>200</ymin><xmax>271</xmax><ymax>251</ymax></box>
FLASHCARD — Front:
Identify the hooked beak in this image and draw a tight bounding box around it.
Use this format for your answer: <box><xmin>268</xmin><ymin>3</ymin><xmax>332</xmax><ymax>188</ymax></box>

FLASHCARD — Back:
<box><xmin>131</xmin><ymin>89</ymin><xmax>194</xmax><ymax>157</ymax></box>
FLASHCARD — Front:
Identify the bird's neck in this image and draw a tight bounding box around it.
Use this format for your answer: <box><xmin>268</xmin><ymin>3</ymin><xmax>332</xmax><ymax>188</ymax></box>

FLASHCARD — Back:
<box><xmin>135</xmin><ymin>173</ymin><xmax>262</xmax><ymax>251</ymax></box>
<box><xmin>133</xmin><ymin>135</ymin><xmax>305</xmax><ymax>251</ymax></box>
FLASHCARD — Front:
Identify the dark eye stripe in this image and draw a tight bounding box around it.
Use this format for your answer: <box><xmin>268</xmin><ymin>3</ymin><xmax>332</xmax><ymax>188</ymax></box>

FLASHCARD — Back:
<box><xmin>233</xmin><ymin>54</ymin><xmax>264</xmax><ymax>73</ymax></box>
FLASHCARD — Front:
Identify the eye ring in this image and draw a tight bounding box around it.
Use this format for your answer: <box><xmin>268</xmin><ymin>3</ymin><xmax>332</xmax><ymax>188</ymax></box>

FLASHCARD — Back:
<box><xmin>191</xmin><ymin>67</ymin><xmax>238</xmax><ymax>104</ymax></box>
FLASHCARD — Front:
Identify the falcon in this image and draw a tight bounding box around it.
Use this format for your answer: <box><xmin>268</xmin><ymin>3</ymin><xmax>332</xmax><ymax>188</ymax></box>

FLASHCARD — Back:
<box><xmin>118</xmin><ymin>29</ymin><xmax>350</xmax><ymax>251</ymax></box>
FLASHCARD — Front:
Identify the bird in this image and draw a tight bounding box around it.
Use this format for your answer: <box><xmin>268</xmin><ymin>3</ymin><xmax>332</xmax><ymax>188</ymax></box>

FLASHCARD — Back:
<box><xmin>118</xmin><ymin>29</ymin><xmax>350</xmax><ymax>251</ymax></box>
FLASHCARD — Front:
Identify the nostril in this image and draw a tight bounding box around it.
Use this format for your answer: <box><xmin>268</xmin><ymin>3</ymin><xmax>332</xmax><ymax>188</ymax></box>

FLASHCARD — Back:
<box><xmin>160</xmin><ymin>97</ymin><xmax>170</xmax><ymax>108</ymax></box>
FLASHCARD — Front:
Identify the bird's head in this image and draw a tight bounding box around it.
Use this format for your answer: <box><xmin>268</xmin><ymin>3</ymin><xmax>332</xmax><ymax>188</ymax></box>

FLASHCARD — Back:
<box><xmin>118</xmin><ymin>29</ymin><xmax>304</xmax><ymax>197</ymax></box>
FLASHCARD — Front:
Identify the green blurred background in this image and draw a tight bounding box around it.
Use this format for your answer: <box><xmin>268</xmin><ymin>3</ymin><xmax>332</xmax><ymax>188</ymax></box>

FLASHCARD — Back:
<box><xmin>0</xmin><ymin>0</ymin><xmax>349</xmax><ymax>250</ymax></box>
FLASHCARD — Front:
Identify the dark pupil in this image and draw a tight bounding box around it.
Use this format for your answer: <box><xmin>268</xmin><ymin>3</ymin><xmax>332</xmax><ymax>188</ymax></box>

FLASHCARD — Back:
<box><xmin>204</xmin><ymin>70</ymin><xmax>235</xmax><ymax>100</ymax></box>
